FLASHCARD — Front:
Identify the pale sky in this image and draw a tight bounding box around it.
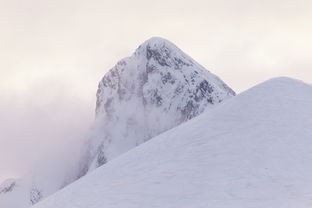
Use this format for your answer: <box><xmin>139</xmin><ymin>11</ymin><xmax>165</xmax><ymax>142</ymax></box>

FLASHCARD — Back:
<box><xmin>0</xmin><ymin>0</ymin><xmax>311</xmax><ymax>181</ymax></box>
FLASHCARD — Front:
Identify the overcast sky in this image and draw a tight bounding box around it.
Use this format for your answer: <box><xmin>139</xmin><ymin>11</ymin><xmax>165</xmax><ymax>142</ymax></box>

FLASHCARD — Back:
<box><xmin>0</xmin><ymin>0</ymin><xmax>311</xmax><ymax>181</ymax></box>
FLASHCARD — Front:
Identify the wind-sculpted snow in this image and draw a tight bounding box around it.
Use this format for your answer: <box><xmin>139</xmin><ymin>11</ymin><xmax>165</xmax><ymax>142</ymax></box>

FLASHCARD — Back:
<box><xmin>80</xmin><ymin>37</ymin><xmax>235</xmax><ymax>174</ymax></box>
<box><xmin>33</xmin><ymin>78</ymin><xmax>312</xmax><ymax>208</ymax></box>
<box><xmin>0</xmin><ymin>37</ymin><xmax>234</xmax><ymax>208</ymax></box>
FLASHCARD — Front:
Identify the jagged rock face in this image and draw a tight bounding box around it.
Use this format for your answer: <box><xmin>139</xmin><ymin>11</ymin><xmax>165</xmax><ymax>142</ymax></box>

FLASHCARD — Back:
<box><xmin>81</xmin><ymin>37</ymin><xmax>235</xmax><ymax>174</ymax></box>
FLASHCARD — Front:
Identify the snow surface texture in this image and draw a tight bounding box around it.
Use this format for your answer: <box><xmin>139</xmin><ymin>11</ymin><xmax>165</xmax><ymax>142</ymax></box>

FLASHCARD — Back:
<box><xmin>0</xmin><ymin>37</ymin><xmax>234</xmax><ymax>208</ymax></box>
<box><xmin>79</xmin><ymin>37</ymin><xmax>235</xmax><ymax>174</ymax></box>
<box><xmin>33</xmin><ymin>77</ymin><xmax>312</xmax><ymax>208</ymax></box>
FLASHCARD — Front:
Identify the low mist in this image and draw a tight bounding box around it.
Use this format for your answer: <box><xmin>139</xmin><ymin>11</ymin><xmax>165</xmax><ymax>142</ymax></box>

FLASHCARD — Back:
<box><xmin>0</xmin><ymin>76</ymin><xmax>94</xmax><ymax>182</ymax></box>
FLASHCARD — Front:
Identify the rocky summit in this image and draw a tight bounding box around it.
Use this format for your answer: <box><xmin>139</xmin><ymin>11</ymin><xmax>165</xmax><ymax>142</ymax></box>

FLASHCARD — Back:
<box><xmin>80</xmin><ymin>37</ymin><xmax>235</xmax><ymax>175</ymax></box>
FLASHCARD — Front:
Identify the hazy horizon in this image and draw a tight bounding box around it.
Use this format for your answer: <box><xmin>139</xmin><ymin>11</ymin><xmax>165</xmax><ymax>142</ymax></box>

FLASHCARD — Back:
<box><xmin>1</xmin><ymin>0</ymin><xmax>312</xmax><ymax>181</ymax></box>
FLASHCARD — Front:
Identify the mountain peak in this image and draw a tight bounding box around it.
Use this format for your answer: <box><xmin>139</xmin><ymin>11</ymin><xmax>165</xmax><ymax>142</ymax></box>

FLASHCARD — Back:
<box><xmin>83</xmin><ymin>38</ymin><xmax>235</xmax><ymax>174</ymax></box>
<box><xmin>132</xmin><ymin>37</ymin><xmax>194</xmax><ymax>69</ymax></box>
<box><xmin>138</xmin><ymin>37</ymin><xmax>178</xmax><ymax>50</ymax></box>
<box><xmin>141</xmin><ymin>36</ymin><xmax>173</xmax><ymax>45</ymax></box>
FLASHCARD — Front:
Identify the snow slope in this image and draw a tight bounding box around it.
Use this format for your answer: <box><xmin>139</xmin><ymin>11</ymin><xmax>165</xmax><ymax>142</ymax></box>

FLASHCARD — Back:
<box><xmin>32</xmin><ymin>77</ymin><xmax>312</xmax><ymax>208</ymax></box>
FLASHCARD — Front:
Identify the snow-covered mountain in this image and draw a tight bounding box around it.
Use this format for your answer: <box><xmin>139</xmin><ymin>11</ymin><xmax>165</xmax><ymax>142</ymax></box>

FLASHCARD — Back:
<box><xmin>78</xmin><ymin>37</ymin><xmax>235</xmax><ymax>175</ymax></box>
<box><xmin>0</xmin><ymin>37</ymin><xmax>234</xmax><ymax>208</ymax></box>
<box><xmin>32</xmin><ymin>77</ymin><xmax>312</xmax><ymax>208</ymax></box>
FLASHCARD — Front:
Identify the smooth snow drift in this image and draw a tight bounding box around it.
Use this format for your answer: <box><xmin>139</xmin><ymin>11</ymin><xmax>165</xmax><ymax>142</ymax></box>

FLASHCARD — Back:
<box><xmin>32</xmin><ymin>77</ymin><xmax>312</xmax><ymax>208</ymax></box>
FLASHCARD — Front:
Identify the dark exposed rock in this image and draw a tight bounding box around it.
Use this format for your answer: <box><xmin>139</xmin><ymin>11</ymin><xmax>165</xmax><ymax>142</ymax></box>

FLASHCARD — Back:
<box><xmin>0</xmin><ymin>180</ymin><xmax>16</xmax><ymax>194</ymax></box>
<box><xmin>97</xmin><ymin>144</ymin><xmax>107</xmax><ymax>167</ymax></box>
<box><xmin>30</xmin><ymin>188</ymin><xmax>42</xmax><ymax>205</ymax></box>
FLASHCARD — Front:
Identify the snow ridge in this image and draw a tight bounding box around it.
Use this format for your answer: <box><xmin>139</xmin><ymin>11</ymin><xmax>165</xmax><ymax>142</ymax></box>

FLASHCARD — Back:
<box><xmin>32</xmin><ymin>77</ymin><xmax>312</xmax><ymax>208</ymax></box>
